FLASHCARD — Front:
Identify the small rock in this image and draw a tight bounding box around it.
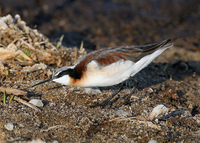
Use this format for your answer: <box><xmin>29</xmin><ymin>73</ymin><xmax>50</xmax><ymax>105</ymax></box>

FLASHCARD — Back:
<box><xmin>147</xmin><ymin>88</ymin><xmax>153</xmax><ymax>93</ymax></box>
<box><xmin>4</xmin><ymin>123</ymin><xmax>14</xmax><ymax>131</ymax></box>
<box><xmin>71</xmin><ymin>102</ymin><xmax>76</xmax><ymax>106</ymax></box>
<box><xmin>14</xmin><ymin>14</ymin><xmax>21</xmax><ymax>23</ymax></box>
<box><xmin>28</xmin><ymin>139</ymin><xmax>46</xmax><ymax>143</ymax></box>
<box><xmin>29</xmin><ymin>99</ymin><xmax>44</xmax><ymax>107</ymax></box>
<box><xmin>49</xmin><ymin>102</ymin><xmax>56</xmax><ymax>107</ymax></box>
<box><xmin>148</xmin><ymin>139</ymin><xmax>158</xmax><ymax>143</ymax></box>
<box><xmin>19</xmin><ymin>124</ymin><xmax>24</xmax><ymax>128</ymax></box>
<box><xmin>154</xmin><ymin>118</ymin><xmax>159</xmax><ymax>123</ymax></box>
<box><xmin>149</xmin><ymin>104</ymin><xmax>168</xmax><ymax>120</ymax></box>
<box><xmin>83</xmin><ymin>87</ymin><xmax>102</xmax><ymax>94</ymax></box>
<box><xmin>116</xmin><ymin>110</ymin><xmax>130</xmax><ymax>118</ymax></box>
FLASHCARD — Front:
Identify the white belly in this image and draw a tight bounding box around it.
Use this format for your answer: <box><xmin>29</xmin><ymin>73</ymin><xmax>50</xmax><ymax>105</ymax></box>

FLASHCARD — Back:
<box><xmin>82</xmin><ymin>60</ymin><xmax>134</xmax><ymax>87</ymax></box>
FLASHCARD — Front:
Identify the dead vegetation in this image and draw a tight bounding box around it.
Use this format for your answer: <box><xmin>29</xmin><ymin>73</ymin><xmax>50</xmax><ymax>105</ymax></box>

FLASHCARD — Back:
<box><xmin>0</xmin><ymin>14</ymin><xmax>86</xmax><ymax>70</ymax></box>
<box><xmin>0</xmin><ymin>14</ymin><xmax>86</xmax><ymax>116</ymax></box>
<box><xmin>0</xmin><ymin>12</ymin><xmax>200</xmax><ymax>143</ymax></box>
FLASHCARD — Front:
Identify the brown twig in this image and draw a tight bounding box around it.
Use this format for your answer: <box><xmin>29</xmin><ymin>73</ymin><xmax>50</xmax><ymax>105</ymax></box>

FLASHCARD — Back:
<box><xmin>0</xmin><ymin>87</ymin><xmax>27</xmax><ymax>95</ymax></box>
<box><xmin>109</xmin><ymin>116</ymin><xmax>161</xmax><ymax>130</ymax></box>
<box><xmin>13</xmin><ymin>96</ymin><xmax>41</xmax><ymax>112</ymax></box>
<box><xmin>41</xmin><ymin>125</ymin><xmax>69</xmax><ymax>132</ymax></box>
<box><xmin>0</xmin><ymin>87</ymin><xmax>41</xmax><ymax>112</ymax></box>
<box><xmin>109</xmin><ymin>116</ymin><xmax>146</xmax><ymax>122</ymax></box>
<box><xmin>41</xmin><ymin>124</ymin><xmax>82</xmax><ymax>132</ymax></box>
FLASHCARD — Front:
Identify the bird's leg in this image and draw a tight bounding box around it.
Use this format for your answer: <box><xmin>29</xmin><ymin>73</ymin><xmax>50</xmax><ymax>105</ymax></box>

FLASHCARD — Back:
<box><xmin>124</xmin><ymin>77</ymin><xmax>138</xmax><ymax>105</ymax></box>
<box><xmin>99</xmin><ymin>83</ymin><xmax>123</xmax><ymax>108</ymax></box>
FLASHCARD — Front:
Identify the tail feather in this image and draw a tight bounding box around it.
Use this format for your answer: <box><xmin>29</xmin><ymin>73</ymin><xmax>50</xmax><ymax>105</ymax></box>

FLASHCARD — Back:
<box><xmin>140</xmin><ymin>39</ymin><xmax>171</xmax><ymax>53</ymax></box>
<box><xmin>130</xmin><ymin>40</ymin><xmax>173</xmax><ymax>76</ymax></box>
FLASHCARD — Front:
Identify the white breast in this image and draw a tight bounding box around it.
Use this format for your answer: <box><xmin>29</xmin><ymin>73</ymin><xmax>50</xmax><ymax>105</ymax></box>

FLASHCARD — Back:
<box><xmin>52</xmin><ymin>75</ymin><xmax>70</xmax><ymax>85</ymax></box>
<box><xmin>82</xmin><ymin>60</ymin><xmax>135</xmax><ymax>87</ymax></box>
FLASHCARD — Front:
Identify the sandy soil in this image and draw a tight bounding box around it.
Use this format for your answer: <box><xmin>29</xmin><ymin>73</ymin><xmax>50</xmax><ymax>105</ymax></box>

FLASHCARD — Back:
<box><xmin>0</xmin><ymin>0</ymin><xmax>200</xmax><ymax>142</ymax></box>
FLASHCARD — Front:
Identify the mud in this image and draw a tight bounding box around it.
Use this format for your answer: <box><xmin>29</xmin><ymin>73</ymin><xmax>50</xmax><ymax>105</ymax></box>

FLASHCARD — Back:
<box><xmin>0</xmin><ymin>0</ymin><xmax>200</xmax><ymax>142</ymax></box>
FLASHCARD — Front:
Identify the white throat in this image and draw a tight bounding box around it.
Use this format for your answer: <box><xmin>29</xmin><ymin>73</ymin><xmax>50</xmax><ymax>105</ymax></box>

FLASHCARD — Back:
<box><xmin>52</xmin><ymin>75</ymin><xmax>70</xmax><ymax>85</ymax></box>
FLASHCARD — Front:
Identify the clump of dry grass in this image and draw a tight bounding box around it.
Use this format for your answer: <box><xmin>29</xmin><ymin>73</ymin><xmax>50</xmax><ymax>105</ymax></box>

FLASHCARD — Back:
<box><xmin>0</xmin><ymin>14</ymin><xmax>86</xmax><ymax>73</ymax></box>
<box><xmin>0</xmin><ymin>14</ymin><xmax>63</xmax><ymax>66</ymax></box>
<box><xmin>0</xmin><ymin>14</ymin><xmax>87</xmax><ymax>111</ymax></box>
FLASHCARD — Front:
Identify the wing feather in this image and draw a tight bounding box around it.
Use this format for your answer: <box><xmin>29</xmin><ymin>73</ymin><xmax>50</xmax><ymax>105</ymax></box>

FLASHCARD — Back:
<box><xmin>75</xmin><ymin>39</ymin><xmax>172</xmax><ymax>76</ymax></box>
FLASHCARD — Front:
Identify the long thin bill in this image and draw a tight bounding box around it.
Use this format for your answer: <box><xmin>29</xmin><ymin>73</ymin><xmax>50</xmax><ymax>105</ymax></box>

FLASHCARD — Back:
<box><xmin>31</xmin><ymin>78</ymin><xmax>52</xmax><ymax>87</ymax></box>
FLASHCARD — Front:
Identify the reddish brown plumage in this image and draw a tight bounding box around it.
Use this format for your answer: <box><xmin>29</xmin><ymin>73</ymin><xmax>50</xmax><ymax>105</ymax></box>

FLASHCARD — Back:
<box><xmin>75</xmin><ymin>49</ymin><xmax>103</xmax><ymax>77</ymax></box>
<box><xmin>75</xmin><ymin>39</ymin><xmax>171</xmax><ymax>80</ymax></box>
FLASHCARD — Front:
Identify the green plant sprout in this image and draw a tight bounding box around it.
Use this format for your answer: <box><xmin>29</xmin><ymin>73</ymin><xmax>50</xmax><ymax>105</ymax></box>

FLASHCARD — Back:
<box><xmin>5</xmin><ymin>69</ymin><xmax>9</xmax><ymax>79</ymax></box>
<box><xmin>9</xmin><ymin>94</ymin><xmax>15</xmax><ymax>103</ymax></box>
<box><xmin>23</xmin><ymin>48</ymin><xmax>31</xmax><ymax>57</ymax></box>
<box><xmin>56</xmin><ymin>34</ymin><xmax>64</xmax><ymax>49</ymax></box>
<box><xmin>128</xmin><ymin>82</ymin><xmax>131</xmax><ymax>88</ymax></box>
<box><xmin>164</xmin><ymin>64</ymin><xmax>168</xmax><ymax>71</ymax></box>
<box><xmin>3</xmin><ymin>91</ymin><xmax>6</xmax><ymax>104</ymax></box>
<box><xmin>21</xmin><ymin>57</ymin><xmax>25</xmax><ymax>61</ymax></box>
<box><xmin>80</xmin><ymin>41</ymin><xmax>84</xmax><ymax>51</ymax></box>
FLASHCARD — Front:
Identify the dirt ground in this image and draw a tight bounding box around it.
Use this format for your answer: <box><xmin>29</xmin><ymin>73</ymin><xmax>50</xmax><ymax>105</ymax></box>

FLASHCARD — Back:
<box><xmin>0</xmin><ymin>0</ymin><xmax>200</xmax><ymax>143</ymax></box>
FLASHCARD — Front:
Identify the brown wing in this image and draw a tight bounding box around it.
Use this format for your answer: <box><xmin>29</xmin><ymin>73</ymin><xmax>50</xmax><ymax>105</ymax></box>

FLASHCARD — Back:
<box><xmin>75</xmin><ymin>39</ymin><xmax>171</xmax><ymax>76</ymax></box>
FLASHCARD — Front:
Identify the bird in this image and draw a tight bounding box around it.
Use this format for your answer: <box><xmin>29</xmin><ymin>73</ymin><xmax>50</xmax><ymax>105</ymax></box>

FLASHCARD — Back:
<box><xmin>32</xmin><ymin>39</ymin><xmax>173</xmax><ymax>107</ymax></box>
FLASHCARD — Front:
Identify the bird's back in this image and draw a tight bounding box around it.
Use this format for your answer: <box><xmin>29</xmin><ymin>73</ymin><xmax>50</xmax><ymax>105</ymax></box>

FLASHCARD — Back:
<box><xmin>73</xmin><ymin>39</ymin><xmax>173</xmax><ymax>87</ymax></box>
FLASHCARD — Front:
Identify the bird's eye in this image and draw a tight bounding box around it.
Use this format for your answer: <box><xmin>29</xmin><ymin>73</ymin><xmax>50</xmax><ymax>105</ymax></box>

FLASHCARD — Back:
<box><xmin>55</xmin><ymin>70</ymin><xmax>70</xmax><ymax>78</ymax></box>
<box><xmin>56</xmin><ymin>72</ymin><xmax>64</xmax><ymax>78</ymax></box>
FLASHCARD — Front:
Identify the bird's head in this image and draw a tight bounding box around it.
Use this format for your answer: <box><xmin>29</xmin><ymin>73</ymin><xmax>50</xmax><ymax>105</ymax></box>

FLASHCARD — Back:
<box><xmin>31</xmin><ymin>66</ymin><xmax>77</xmax><ymax>87</ymax></box>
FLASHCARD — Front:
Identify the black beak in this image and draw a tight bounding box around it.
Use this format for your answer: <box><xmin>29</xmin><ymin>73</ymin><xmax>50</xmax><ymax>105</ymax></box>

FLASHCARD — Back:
<box><xmin>31</xmin><ymin>78</ymin><xmax>52</xmax><ymax>87</ymax></box>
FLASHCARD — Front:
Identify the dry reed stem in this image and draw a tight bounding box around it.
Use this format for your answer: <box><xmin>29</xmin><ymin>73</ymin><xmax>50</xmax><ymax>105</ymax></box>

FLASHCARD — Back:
<box><xmin>0</xmin><ymin>86</ymin><xmax>27</xmax><ymax>95</ymax></box>
<box><xmin>14</xmin><ymin>96</ymin><xmax>41</xmax><ymax>112</ymax></box>
<box><xmin>109</xmin><ymin>116</ymin><xmax>161</xmax><ymax>130</ymax></box>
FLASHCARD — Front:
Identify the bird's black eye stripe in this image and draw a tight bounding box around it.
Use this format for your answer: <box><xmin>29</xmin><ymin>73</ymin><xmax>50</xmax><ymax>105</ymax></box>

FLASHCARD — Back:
<box><xmin>55</xmin><ymin>70</ymin><xmax>69</xmax><ymax>78</ymax></box>
<box><xmin>55</xmin><ymin>68</ymin><xmax>80</xmax><ymax>79</ymax></box>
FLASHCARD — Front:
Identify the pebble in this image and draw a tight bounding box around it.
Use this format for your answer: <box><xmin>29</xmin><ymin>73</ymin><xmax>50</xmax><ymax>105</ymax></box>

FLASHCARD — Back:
<box><xmin>29</xmin><ymin>99</ymin><xmax>44</xmax><ymax>107</ymax></box>
<box><xmin>4</xmin><ymin>123</ymin><xmax>14</xmax><ymax>131</ymax></box>
<box><xmin>19</xmin><ymin>124</ymin><xmax>24</xmax><ymax>128</ymax></box>
<box><xmin>147</xmin><ymin>88</ymin><xmax>153</xmax><ymax>93</ymax></box>
<box><xmin>83</xmin><ymin>87</ymin><xmax>102</xmax><ymax>94</ymax></box>
<box><xmin>149</xmin><ymin>104</ymin><xmax>168</xmax><ymax>120</ymax></box>
<box><xmin>148</xmin><ymin>139</ymin><xmax>158</xmax><ymax>143</ymax></box>
<box><xmin>116</xmin><ymin>110</ymin><xmax>130</xmax><ymax>118</ymax></box>
<box><xmin>28</xmin><ymin>139</ymin><xmax>46</xmax><ymax>143</ymax></box>
<box><xmin>71</xmin><ymin>102</ymin><xmax>76</xmax><ymax>106</ymax></box>
<box><xmin>49</xmin><ymin>102</ymin><xmax>56</xmax><ymax>107</ymax></box>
